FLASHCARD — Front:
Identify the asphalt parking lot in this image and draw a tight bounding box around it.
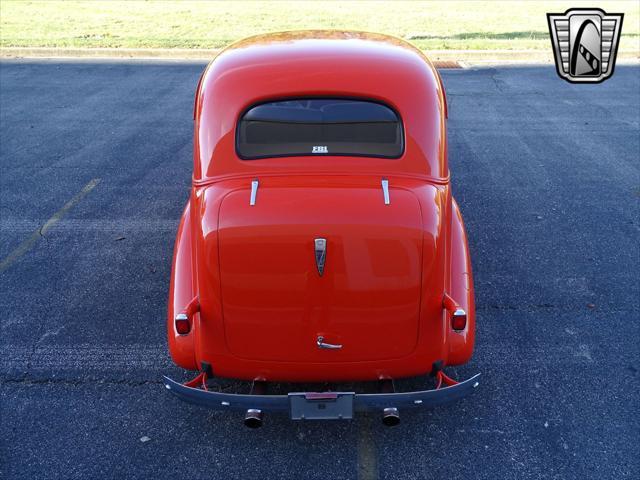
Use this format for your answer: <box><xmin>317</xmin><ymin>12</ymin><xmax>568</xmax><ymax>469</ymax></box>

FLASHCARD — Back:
<box><xmin>1</xmin><ymin>60</ymin><xmax>638</xmax><ymax>479</ymax></box>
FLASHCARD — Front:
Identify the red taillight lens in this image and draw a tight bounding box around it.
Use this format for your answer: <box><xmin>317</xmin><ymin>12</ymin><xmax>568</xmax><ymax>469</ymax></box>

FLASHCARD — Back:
<box><xmin>451</xmin><ymin>309</ymin><xmax>467</xmax><ymax>331</ymax></box>
<box><xmin>175</xmin><ymin>314</ymin><xmax>191</xmax><ymax>335</ymax></box>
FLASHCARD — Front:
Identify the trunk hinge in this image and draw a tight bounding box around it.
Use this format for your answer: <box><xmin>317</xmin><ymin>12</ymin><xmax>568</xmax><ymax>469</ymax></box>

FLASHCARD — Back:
<box><xmin>250</xmin><ymin>179</ymin><xmax>259</xmax><ymax>206</ymax></box>
<box><xmin>381</xmin><ymin>178</ymin><xmax>390</xmax><ymax>205</ymax></box>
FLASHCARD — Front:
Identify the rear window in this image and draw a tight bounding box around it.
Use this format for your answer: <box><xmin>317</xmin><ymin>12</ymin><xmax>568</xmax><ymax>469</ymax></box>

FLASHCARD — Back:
<box><xmin>236</xmin><ymin>98</ymin><xmax>404</xmax><ymax>159</ymax></box>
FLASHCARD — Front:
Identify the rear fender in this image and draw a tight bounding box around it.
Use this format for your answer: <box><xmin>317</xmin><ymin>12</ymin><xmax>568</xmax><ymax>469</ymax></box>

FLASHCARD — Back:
<box><xmin>167</xmin><ymin>199</ymin><xmax>198</xmax><ymax>370</ymax></box>
<box><xmin>447</xmin><ymin>197</ymin><xmax>476</xmax><ymax>365</ymax></box>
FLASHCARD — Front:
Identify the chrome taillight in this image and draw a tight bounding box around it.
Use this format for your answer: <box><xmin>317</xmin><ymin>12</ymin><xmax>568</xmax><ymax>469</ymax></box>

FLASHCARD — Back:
<box><xmin>175</xmin><ymin>313</ymin><xmax>191</xmax><ymax>335</ymax></box>
<box><xmin>451</xmin><ymin>309</ymin><xmax>467</xmax><ymax>331</ymax></box>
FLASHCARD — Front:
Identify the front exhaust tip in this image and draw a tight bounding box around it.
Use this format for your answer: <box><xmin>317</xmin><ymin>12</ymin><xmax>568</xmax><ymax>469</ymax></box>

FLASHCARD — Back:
<box><xmin>244</xmin><ymin>409</ymin><xmax>263</xmax><ymax>428</ymax></box>
<box><xmin>382</xmin><ymin>407</ymin><xmax>400</xmax><ymax>426</ymax></box>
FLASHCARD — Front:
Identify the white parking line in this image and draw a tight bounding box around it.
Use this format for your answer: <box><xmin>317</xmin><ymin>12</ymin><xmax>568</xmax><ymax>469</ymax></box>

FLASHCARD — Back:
<box><xmin>0</xmin><ymin>219</ymin><xmax>178</xmax><ymax>233</ymax></box>
<box><xmin>1</xmin><ymin>344</ymin><xmax>172</xmax><ymax>370</ymax></box>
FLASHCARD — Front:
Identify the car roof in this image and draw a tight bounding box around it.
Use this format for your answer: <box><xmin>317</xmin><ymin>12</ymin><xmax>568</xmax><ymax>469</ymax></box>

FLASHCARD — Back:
<box><xmin>193</xmin><ymin>30</ymin><xmax>448</xmax><ymax>183</ymax></box>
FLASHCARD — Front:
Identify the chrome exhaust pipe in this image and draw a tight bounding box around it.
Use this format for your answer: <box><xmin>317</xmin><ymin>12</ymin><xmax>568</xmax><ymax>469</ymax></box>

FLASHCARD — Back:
<box><xmin>244</xmin><ymin>409</ymin><xmax>263</xmax><ymax>428</ymax></box>
<box><xmin>382</xmin><ymin>407</ymin><xmax>400</xmax><ymax>426</ymax></box>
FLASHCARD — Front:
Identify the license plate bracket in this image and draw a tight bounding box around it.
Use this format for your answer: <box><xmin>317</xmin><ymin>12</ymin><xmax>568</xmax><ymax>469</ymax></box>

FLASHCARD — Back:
<box><xmin>289</xmin><ymin>392</ymin><xmax>355</xmax><ymax>420</ymax></box>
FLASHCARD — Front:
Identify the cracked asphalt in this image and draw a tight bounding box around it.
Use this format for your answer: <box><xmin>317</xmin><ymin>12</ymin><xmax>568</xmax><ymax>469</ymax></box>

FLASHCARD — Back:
<box><xmin>1</xmin><ymin>60</ymin><xmax>638</xmax><ymax>479</ymax></box>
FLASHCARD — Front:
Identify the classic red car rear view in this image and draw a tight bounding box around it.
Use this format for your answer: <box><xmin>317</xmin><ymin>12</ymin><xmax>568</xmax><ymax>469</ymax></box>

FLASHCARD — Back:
<box><xmin>164</xmin><ymin>31</ymin><xmax>479</xmax><ymax>427</ymax></box>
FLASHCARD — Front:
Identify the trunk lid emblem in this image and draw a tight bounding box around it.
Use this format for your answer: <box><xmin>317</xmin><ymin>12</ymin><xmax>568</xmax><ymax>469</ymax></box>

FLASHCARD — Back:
<box><xmin>314</xmin><ymin>238</ymin><xmax>327</xmax><ymax>276</ymax></box>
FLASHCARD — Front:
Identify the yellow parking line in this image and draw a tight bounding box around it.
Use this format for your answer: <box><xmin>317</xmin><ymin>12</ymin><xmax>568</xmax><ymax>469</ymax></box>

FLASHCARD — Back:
<box><xmin>357</xmin><ymin>414</ymin><xmax>379</xmax><ymax>480</ymax></box>
<box><xmin>0</xmin><ymin>178</ymin><xmax>101</xmax><ymax>273</ymax></box>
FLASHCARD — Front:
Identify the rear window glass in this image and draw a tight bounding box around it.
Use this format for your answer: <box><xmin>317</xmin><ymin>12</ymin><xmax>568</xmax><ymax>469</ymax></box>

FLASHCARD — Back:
<box><xmin>236</xmin><ymin>98</ymin><xmax>404</xmax><ymax>159</ymax></box>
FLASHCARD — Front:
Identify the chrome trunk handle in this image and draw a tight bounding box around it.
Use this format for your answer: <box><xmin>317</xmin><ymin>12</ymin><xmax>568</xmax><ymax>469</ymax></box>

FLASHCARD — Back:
<box><xmin>317</xmin><ymin>336</ymin><xmax>342</xmax><ymax>350</ymax></box>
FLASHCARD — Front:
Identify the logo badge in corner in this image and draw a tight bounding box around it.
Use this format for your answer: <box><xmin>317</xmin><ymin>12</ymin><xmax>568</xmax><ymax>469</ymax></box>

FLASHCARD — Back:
<box><xmin>547</xmin><ymin>8</ymin><xmax>623</xmax><ymax>83</ymax></box>
<box><xmin>314</xmin><ymin>238</ymin><xmax>327</xmax><ymax>276</ymax></box>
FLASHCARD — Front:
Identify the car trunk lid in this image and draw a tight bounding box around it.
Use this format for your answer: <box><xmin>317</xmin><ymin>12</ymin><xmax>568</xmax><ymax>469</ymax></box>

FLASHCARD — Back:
<box><xmin>217</xmin><ymin>181</ymin><xmax>424</xmax><ymax>362</ymax></box>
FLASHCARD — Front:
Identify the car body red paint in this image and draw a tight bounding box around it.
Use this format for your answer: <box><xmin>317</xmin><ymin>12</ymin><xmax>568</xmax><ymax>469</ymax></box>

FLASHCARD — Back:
<box><xmin>167</xmin><ymin>31</ymin><xmax>475</xmax><ymax>383</ymax></box>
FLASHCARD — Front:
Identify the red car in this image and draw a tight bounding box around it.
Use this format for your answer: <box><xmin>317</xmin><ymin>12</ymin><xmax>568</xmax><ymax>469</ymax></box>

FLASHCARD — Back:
<box><xmin>164</xmin><ymin>31</ymin><xmax>479</xmax><ymax>427</ymax></box>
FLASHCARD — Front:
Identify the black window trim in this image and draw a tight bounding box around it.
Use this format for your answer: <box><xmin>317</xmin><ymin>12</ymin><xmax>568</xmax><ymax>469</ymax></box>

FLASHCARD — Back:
<box><xmin>235</xmin><ymin>96</ymin><xmax>405</xmax><ymax>160</ymax></box>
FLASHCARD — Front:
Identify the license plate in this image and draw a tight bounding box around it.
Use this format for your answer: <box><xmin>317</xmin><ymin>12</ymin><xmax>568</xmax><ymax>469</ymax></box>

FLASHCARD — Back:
<box><xmin>289</xmin><ymin>392</ymin><xmax>354</xmax><ymax>420</ymax></box>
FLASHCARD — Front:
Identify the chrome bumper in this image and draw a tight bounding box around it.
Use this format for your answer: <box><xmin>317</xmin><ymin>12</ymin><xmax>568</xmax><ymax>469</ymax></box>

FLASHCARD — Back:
<box><xmin>163</xmin><ymin>373</ymin><xmax>480</xmax><ymax>417</ymax></box>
